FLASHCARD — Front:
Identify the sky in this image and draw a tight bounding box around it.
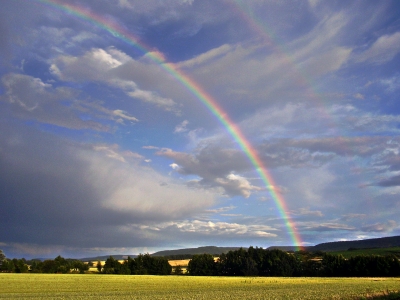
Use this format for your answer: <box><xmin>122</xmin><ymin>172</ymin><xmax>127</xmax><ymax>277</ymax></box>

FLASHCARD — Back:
<box><xmin>1</xmin><ymin>0</ymin><xmax>400</xmax><ymax>259</ymax></box>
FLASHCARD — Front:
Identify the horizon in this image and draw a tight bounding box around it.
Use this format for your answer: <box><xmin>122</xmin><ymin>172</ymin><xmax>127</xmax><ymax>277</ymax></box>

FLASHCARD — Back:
<box><xmin>1</xmin><ymin>0</ymin><xmax>400</xmax><ymax>259</ymax></box>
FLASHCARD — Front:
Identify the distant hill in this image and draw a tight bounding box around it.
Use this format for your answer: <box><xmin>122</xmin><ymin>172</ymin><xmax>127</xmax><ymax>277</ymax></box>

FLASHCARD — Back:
<box><xmin>76</xmin><ymin>235</ymin><xmax>400</xmax><ymax>262</ymax></box>
<box><xmin>79</xmin><ymin>254</ymin><xmax>136</xmax><ymax>262</ymax></box>
<box><xmin>267</xmin><ymin>246</ymin><xmax>300</xmax><ymax>252</ymax></box>
<box><xmin>309</xmin><ymin>235</ymin><xmax>400</xmax><ymax>252</ymax></box>
<box><xmin>151</xmin><ymin>246</ymin><xmax>242</xmax><ymax>257</ymax></box>
<box><xmin>267</xmin><ymin>236</ymin><xmax>400</xmax><ymax>252</ymax></box>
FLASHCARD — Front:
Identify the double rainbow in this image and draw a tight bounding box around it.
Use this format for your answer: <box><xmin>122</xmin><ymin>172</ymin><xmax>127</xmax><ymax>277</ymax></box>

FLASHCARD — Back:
<box><xmin>36</xmin><ymin>0</ymin><xmax>303</xmax><ymax>249</ymax></box>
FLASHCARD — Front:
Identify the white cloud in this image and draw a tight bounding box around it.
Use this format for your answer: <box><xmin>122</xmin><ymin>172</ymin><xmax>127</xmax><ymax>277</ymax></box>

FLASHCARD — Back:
<box><xmin>93</xmin><ymin>144</ymin><xmax>143</xmax><ymax>163</ymax></box>
<box><xmin>380</xmin><ymin>74</ymin><xmax>400</xmax><ymax>92</ymax></box>
<box><xmin>178</xmin><ymin>44</ymin><xmax>232</xmax><ymax>68</ymax></box>
<box><xmin>216</xmin><ymin>173</ymin><xmax>262</xmax><ymax>198</ymax></box>
<box><xmin>298</xmin><ymin>46</ymin><xmax>352</xmax><ymax>76</ymax></box>
<box><xmin>301</xmin><ymin>222</ymin><xmax>355</xmax><ymax>231</ymax></box>
<box><xmin>51</xmin><ymin>48</ymin><xmax>180</xmax><ymax>113</ymax></box>
<box><xmin>169</xmin><ymin>163</ymin><xmax>180</xmax><ymax>170</ymax></box>
<box><xmin>357</xmin><ymin>32</ymin><xmax>400</xmax><ymax>64</ymax></box>
<box><xmin>174</xmin><ymin>120</ymin><xmax>189</xmax><ymax>133</ymax></box>
<box><xmin>150</xmin><ymin>220</ymin><xmax>278</xmax><ymax>238</ymax></box>
<box><xmin>354</xmin><ymin>93</ymin><xmax>364</xmax><ymax>100</ymax></box>
<box><xmin>113</xmin><ymin>109</ymin><xmax>138</xmax><ymax>123</ymax></box>
<box><xmin>206</xmin><ymin>205</ymin><xmax>236</xmax><ymax>214</ymax></box>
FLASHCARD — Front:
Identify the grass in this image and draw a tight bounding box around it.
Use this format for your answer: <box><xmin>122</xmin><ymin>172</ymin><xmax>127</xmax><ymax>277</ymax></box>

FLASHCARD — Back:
<box><xmin>0</xmin><ymin>274</ymin><xmax>400</xmax><ymax>299</ymax></box>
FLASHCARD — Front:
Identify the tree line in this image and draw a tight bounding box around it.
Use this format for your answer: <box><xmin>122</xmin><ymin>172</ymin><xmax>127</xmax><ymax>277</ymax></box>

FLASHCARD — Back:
<box><xmin>0</xmin><ymin>253</ymin><xmax>90</xmax><ymax>274</ymax></box>
<box><xmin>187</xmin><ymin>247</ymin><xmax>400</xmax><ymax>277</ymax></box>
<box><xmin>2</xmin><ymin>247</ymin><xmax>400</xmax><ymax>276</ymax></box>
<box><xmin>99</xmin><ymin>254</ymin><xmax>171</xmax><ymax>275</ymax></box>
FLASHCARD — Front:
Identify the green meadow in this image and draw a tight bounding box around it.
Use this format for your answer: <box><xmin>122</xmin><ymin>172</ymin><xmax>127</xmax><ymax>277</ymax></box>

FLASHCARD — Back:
<box><xmin>1</xmin><ymin>274</ymin><xmax>400</xmax><ymax>299</ymax></box>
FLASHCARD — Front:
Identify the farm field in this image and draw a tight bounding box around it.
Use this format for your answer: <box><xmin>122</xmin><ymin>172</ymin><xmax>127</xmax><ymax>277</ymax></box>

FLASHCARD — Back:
<box><xmin>0</xmin><ymin>274</ymin><xmax>400</xmax><ymax>299</ymax></box>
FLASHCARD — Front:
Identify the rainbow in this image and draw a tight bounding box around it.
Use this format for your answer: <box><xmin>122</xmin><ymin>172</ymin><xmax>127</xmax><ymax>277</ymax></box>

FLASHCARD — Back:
<box><xmin>36</xmin><ymin>0</ymin><xmax>303</xmax><ymax>249</ymax></box>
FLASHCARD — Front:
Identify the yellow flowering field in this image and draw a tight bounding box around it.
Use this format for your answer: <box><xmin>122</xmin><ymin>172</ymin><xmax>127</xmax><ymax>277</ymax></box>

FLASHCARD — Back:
<box><xmin>0</xmin><ymin>274</ymin><xmax>399</xmax><ymax>299</ymax></box>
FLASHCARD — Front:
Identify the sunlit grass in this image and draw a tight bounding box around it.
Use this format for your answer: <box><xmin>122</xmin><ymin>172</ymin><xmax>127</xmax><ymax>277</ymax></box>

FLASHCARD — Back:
<box><xmin>0</xmin><ymin>274</ymin><xmax>399</xmax><ymax>299</ymax></box>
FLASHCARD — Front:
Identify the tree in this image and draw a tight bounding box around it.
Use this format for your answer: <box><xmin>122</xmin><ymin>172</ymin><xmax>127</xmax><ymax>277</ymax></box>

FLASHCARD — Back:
<box><xmin>0</xmin><ymin>250</ymin><xmax>5</xmax><ymax>267</ymax></box>
<box><xmin>188</xmin><ymin>254</ymin><xmax>216</xmax><ymax>276</ymax></box>
<box><xmin>0</xmin><ymin>259</ymin><xmax>15</xmax><ymax>272</ymax></box>
<box><xmin>41</xmin><ymin>259</ymin><xmax>58</xmax><ymax>273</ymax></box>
<box><xmin>96</xmin><ymin>261</ymin><xmax>102</xmax><ymax>273</ymax></box>
<box><xmin>12</xmin><ymin>258</ymin><xmax>29</xmax><ymax>273</ymax></box>
<box><xmin>71</xmin><ymin>260</ymin><xmax>89</xmax><ymax>274</ymax></box>
<box><xmin>102</xmin><ymin>256</ymin><xmax>121</xmax><ymax>274</ymax></box>
<box><xmin>173</xmin><ymin>265</ymin><xmax>183</xmax><ymax>275</ymax></box>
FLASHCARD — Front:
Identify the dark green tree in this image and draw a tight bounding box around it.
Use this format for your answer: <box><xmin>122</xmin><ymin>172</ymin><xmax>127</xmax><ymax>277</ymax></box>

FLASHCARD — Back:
<box><xmin>71</xmin><ymin>260</ymin><xmax>89</xmax><ymax>274</ymax></box>
<box><xmin>96</xmin><ymin>261</ymin><xmax>102</xmax><ymax>273</ymax></box>
<box><xmin>0</xmin><ymin>259</ymin><xmax>15</xmax><ymax>272</ymax></box>
<box><xmin>29</xmin><ymin>260</ymin><xmax>43</xmax><ymax>273</ymax></box>
<box><xmin>12</xmin><ymin>258</ymin><xmax>29</xmax><ymax>273</ymax></box>
<box><xmin>173</xmin><ymin>265</ymin><xmax>183</xmax><ymax>275</ymax></box>
<box><xmin>102</xmin><ymin>256</ymin><xmax>122</xmax><ymax>274</ymax></box>
<box><xmin>0</xmin><ymin>250</ymin><xmax>5</xmax><ymax>267</ymax></box>
<box><xmin>188</xmin><ymin>254</ymin><xmax>216</xmax><ymax>276</ymax></box>
<box><xmin>321</xmin><ymin>254</ymin><xmax>347</xmax><ymax>276</ymax></box>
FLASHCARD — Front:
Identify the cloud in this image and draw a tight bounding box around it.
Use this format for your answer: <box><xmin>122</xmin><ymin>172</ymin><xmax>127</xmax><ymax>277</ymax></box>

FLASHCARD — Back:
<box><xmin>215</xmin><ymin>174</ymin><xmax>262</xmax><ymax>198</ymax></box>
<box><xmin>169</xmin><ymin>163</ymin><xmax>180</xmax><ymax>170</ymax></box>
<box><xmin>291</xmin><ymin>208</ymin><xmax>323</xmax><ymax>217</ymax></box>
<box><xmin>357</xmin><ymin>32</ymin><xmax>400</xmax><ymax>64</ymax></box>
<box><xmin>147</xmin><ymin>220</ymin><xmax>278</xmax><ymax>238</ymax></box>
<box><xmin>375</xmin><ymin>174</ymin><xmax>400</xmax><ymax>187</ymax></box>
<box><xmin>1</xmin><ymin>73</ymin><xmax>108</xmax><ymax>131</ymax></box>
<box><xmin>158</xmin><ymin>146</ymin><xmax>251</xmax><ymax>178</ymax></box>
<box><xmin>340</xmin><ymin>214</ymin><xmax>367</xmax><ymax>222</ymax></box>
<box><xmin>298</xmin><ymin>46</ymin><xmax>352</xmax><ymax>76</ymax></box>
<box><xmin>361</xmin><ymin>220</ymin><xmax>398</xmax><ymax>233</ymax></box>
<box><xmin>380</xmin><ymin>74</ymin><xmax>400</xmax><ymax>92</ymax></box>
<box><xmin>112</xmin><ymin>109</ymin><xmax>139</xmax><ymax>123</ymax></box>
<box><xmin>158</xmin><ymin>146</ymin><xmax>258</xmax><ymax>197</ymax></box>
<box><xmin>50</xmin><ymin>48</ymin><xmax>180</xmax><ymax>113</ymax></box>
<box><xmin>174</xmin><ymin>120</ymin><xmax>189</xmax><ymax>133</ymax></box>
<box><xmin>93</xmin><ymin>144</ymin><xmax>143</xmax><ymax>162</ymax></box>
<box><xmin>257</xmin><ymin>136</ymin><xmax>396</xmax><ymax>169</ymax></box>
<box><xmin>206</xmin><ymin>205</ymin><xmax>236</xmax><ymax>214</ymax></box>
<box><xmin>0</xmin><ymin>124</ymin><xmax>216</xmax><ymax>250</ymax></box>
<box><xmin>178</xmin><ymin>44</ymin><xmax>232</xmax><ymax>68</ymax></box>
<box><xmin>353</xmin><ymin>93</ymin><xmax>364</xmax><ymax>100</ymax></box>
<box><xmin>301</xmin><ymin>222</ymin><xmax>355</xmax><ymax>232</ymax></box>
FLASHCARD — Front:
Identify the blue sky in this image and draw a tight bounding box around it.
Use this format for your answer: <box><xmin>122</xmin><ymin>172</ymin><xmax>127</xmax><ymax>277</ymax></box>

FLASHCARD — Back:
<box><xmin>1</xmin><ymin>0</ymin><xmax>400</xmax><ymax>259</ymax></box>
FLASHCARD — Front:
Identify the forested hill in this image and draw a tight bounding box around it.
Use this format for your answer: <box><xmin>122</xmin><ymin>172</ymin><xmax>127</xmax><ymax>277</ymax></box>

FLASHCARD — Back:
<box><xmin>151</xmin><ymin>246</ymin><xmax>241</xmax><ymax>257</ymax></box>
<box><xmin>77</xmin><ymin>235</ymin><xmax>400</xmax><ymax>261</ymax></box>
<box><xmin>78</xmin><ymin>255</ymin><xmax>136</xmax><ymax>262</ymax></box>
<box><xmin>309</xmin><ymin>235</ymin><xmax>400</xmax><ymax>252</ymax></box>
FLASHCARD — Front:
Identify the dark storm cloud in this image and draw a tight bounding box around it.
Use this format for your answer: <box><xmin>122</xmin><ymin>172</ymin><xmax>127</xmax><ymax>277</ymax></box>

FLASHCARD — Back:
<box><xmin>375</xmin><ymin>174</ymin><xmax>400</xmax><ymax>187</ymax></box>
<box><xmin>0</xmin><ymin>125</ymin><xmax>129</xmax><ymax>248</ymax></box>
<box><xmin>0</xmin><ymin>123</ymin><xmax>214</xmax><ymax>252</ymax></box>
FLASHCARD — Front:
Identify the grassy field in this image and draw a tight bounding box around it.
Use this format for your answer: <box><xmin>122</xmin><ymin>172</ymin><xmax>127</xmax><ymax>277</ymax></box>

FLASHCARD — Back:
<box><xmin>0</xmin><ymin>274</ymin><xmax>400</xmax><ymax>299</ymax></box>
<box><xmin>329</xmin><ymin>247</ymin><xmax>400</xmax><ymax>259</ymax></box>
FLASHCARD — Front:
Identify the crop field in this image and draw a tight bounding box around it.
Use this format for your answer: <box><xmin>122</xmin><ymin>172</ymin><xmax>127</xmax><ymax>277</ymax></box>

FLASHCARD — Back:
<box><xmin>0</xmin><ymin>274</ymin><xmax>400</xmax><ymax>299</ymax></box>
